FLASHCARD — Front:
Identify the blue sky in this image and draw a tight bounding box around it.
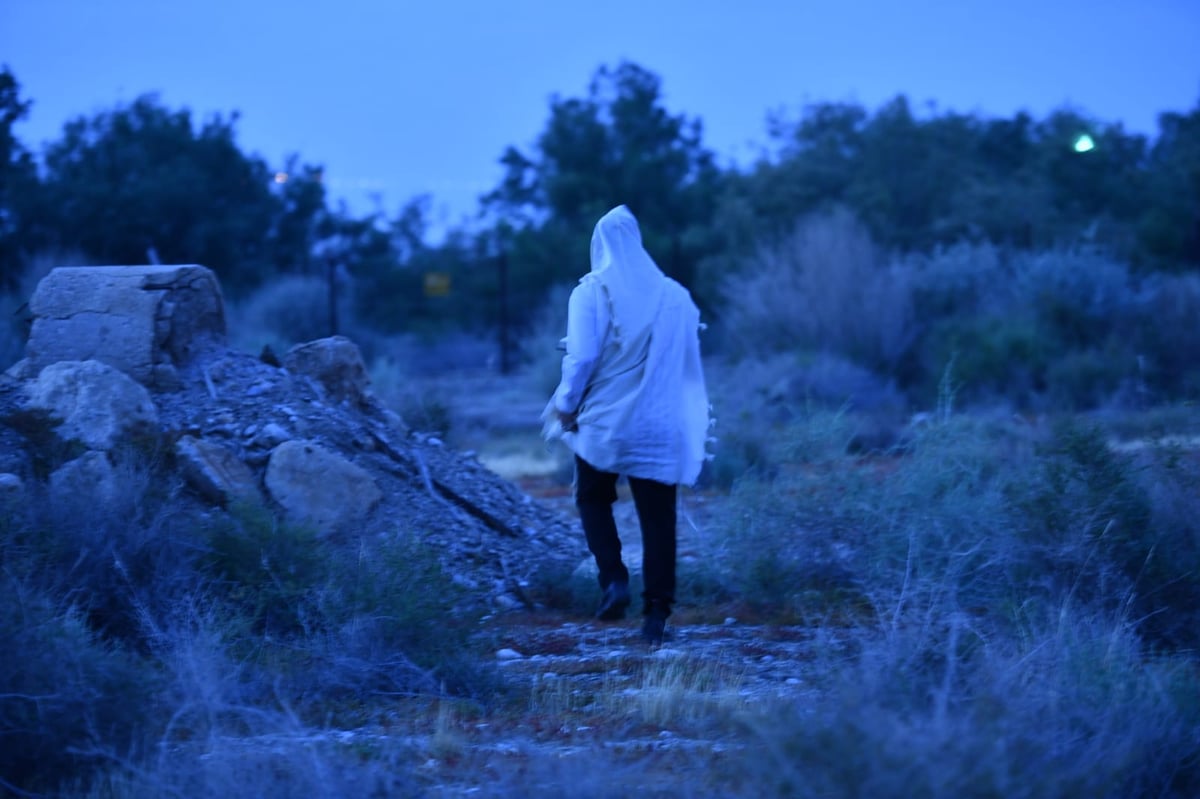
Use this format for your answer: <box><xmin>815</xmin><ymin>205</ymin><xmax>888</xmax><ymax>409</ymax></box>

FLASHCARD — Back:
<box><xmin>3</xmin><ymin>0</ymin><xmax>1198</xmax><ymax>228</ymax></box>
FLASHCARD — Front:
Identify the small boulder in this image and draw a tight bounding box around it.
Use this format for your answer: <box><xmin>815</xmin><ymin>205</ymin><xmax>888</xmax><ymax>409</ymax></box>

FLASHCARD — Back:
<box><xmin>49</xmin><ymin>451</ymin><xmax>117</xmax><ymax>503</ymax></box>
<box><xmin>283</xmin><ymin>336</ymin><xmax>371</xmax><ymax>405</ymax></box>
<box><xmin>24</xmin><ymin>360</ymin><xmax>159</xmax><ymax>451</ymax></box>
<box><xmin>0</xmin><ymin>472</ymin><xmax>23</xmax><ymax>502</ymax></box>
<box><xmin>175</xmin><ymin>435</ymin><xmax>261</xmax><ymax>507</ymax></box>
<box><xmin>252</xmin><ymin>422</ymin><xmax>291</xmax><ymax>449</ymax></box>
<box><xmin>264</xmin><ymin>439</ymin><xmax>381</xmax><ymax>535</ymax></box>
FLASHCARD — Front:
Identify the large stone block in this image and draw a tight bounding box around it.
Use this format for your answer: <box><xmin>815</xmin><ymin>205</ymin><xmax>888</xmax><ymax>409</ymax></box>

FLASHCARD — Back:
<box><xmin>25</xmin><ymin>265</ymin><xmax>226</xmax><ymax>389</ymax></box>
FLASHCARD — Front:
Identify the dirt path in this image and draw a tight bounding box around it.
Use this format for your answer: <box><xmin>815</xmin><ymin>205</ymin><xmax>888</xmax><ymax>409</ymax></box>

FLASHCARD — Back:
<box><xmin>376</xmin><ymin>604</ymin><xmax>824</xmax><ymax>796</ymax></box>
<box><xmin>368</xmin><ymin>372</ymin><xmax>829</xmax><ymax>791</ymax></box>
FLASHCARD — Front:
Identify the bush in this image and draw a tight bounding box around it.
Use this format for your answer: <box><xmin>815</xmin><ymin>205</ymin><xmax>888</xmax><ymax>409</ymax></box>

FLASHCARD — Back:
<box><xmin>734</xmin><ymin>612</ymin><xmax>1200</xmax><ymax>798</ymax></box>
<box><xmin>309</xmin><ymin>532</ymin><xmax>499</xmax><ymax>704</ymax></box>
<box><xmin>0</xmin><ymin>440</ymin><xmax>499</xmax><ymax>791</ymax></box>
<box><xmin>714</xmin><ymin>403</ymin><xmax>1200</xmax><ymax>651</ymax></box>
<box><xmin>202</xmin><ymin>503</ymin><xmax>327</xmax><ymax>638</ymax></box>
<box><xmin>908</xmin><ymin>241</ymin><xmax>1012</xmax><ymax>320</ymax></box>
<box><xmin>705</xmin><ymin>354</ymin><xmax>905</xmax><ymax>487</ymax></box>
<box><xmin>1131</xmin><ymin>272</ymin><xmax>1200</xmax><ymax>400</ymax></box>
<box><xmin>1016</xmin><ymin>422</ymin><xmax>1200</xmax><ymax>650</ymax></box>
<box><xmin>714</xmin><ymin>410</ymin><xmax>1200</xmax><ymax>796</ymax></box>
<box><xmin>228</xmin><ymin>274</ymin><xmax>354</xmax><ymax>354</ymax></box>
<box><xmin>367</xmin><ymin>348</ymin><xmax>456</xmax><ymax>436</ymax></box>
<box><xmin>917</xmin><ymin>313</ymin><xmax>1057</xmax><ymax>408</ymax></box>
<box><xmin>517</xmin><ymin>283</ymin><xmax>572</xmax><ymax>397</ymax></box>
<box><xmin>0</xmin><ymin>579</ymin><xmax>155</xmax><ymax>793</ymax></box>
<box><xmin>718</xmin><ymin>207</ymin><xmax>915</xmax><ymax>372</ymax></box>
<box><xmin>201</xmin><ymin>505</ymin><xmax>495</xmax><ymax>709</ymax></box>
<box><xmin>707</xmin><ymin>409</ymin><xmax>873</xmax><ymax>614</ymax></box>
<box><xmin>907</xmin><ymin>247</ymin><xmax>1151</xmax><ymax>411</ymax></box>
<box><xmin>15</xmin><ymin>452</ymin><xmax>200</xmax><ymax>645</ymax></box>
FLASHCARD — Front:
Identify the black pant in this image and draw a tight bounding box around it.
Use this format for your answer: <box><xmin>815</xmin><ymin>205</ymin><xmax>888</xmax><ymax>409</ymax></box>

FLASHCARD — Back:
<box><xmin>574</xmin><ymin>455</ymin><xmax>677</xmax><ymax>616</ymax></box>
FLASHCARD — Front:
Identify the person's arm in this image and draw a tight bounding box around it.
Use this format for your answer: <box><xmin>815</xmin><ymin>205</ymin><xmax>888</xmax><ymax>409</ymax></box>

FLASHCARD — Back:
<box><xmin>553</xmin><ymin>280</ymin><xmax>606</xmax><ymax>426</ymax></box>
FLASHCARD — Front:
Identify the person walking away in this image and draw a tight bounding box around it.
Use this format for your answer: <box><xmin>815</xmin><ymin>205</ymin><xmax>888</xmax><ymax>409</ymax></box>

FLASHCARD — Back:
<box><xmin>542</xmin><ymin>205</ymin><xmax>709</xmax><ymax>644</ymax></box>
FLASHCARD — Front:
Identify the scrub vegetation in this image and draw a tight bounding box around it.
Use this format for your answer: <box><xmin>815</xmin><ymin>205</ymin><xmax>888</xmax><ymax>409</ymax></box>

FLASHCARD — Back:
<box><xmin>2</xmin><ymin>60</ymin><xmax>1199</xmax><ymax>796</ymax></box>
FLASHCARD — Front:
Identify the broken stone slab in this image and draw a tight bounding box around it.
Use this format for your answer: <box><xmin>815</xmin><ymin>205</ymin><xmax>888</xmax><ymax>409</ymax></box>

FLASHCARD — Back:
<box><xmin>23</xmin><ymin>360</ymin><xmax>160</xmax><ymax>451</ymax></box>
<box><xmin>282</xmin><ymin>336</ymin><xmax>371</xmax><ymax>406</ymax></box>
<box><xmin>264</xmin><ymin>439</ymin><xmax>382</xmax><ymax>535</ymax></box>
<box><xmin>175</xmin><ymin>435</ymin><xmax>262</xmax><ymax>507</ymax></box>
<box><xmin>24</xmin><ymin>265</ymin><xmax>226</xmax><ymax>390</ymax></box>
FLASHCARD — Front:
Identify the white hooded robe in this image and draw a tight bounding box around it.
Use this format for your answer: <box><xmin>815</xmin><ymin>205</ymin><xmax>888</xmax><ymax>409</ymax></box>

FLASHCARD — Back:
<box><xmin>543</xmin><ymin>205</ymin><xmax>709</xmax><ymax>486</ymax></box>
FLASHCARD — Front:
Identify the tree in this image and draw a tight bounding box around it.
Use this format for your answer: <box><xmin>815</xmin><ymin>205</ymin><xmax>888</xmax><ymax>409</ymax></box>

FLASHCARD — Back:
<box><xmin>486</xmin><ymin>62</ymin><xmax>722</xmax><ymax>295</ymax></box>
<box><xmin>0</xmin><ymin>67</ymin><xmax>38</xmax><ymax>290</ymax></box>
<box><xmin>724</xmin><ymin>97</ymin><xmax>1160</xmax><ymax>264</ymax></box>
<box><xmin>1139</xmin><ymin>102</ymin><xmax>1200</xmax><ymax>269</ymax></box>
<box><xmin>28</xmin><ymin>96</ymin><xmax>300</xmax><ymax>294</ymax></box>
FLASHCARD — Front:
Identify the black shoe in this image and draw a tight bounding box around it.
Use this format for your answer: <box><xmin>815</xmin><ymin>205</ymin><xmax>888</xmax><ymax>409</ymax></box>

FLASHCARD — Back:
<box><xmin>641</xmin><ymin>612</ymin><xmax>670</xmax><ymax>645</ymax></box>
<box><xmin>595</xmin><ymin>581</ymin><xmax>631</xmax><ymax>621</ymax></box>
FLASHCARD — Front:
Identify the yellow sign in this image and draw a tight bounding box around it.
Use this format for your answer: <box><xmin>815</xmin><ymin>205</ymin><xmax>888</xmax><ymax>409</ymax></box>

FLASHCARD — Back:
<box><xmin>424</xmin><ymin>272</ymin><xmax>451</xmax><ymax>297</ymax></box>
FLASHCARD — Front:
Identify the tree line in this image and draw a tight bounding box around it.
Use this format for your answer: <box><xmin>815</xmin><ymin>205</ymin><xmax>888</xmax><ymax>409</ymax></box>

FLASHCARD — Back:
<box><xmin>2</xmin><ymin>61</ymin><xmax>1198</xmax><ymax>343</ymax></box>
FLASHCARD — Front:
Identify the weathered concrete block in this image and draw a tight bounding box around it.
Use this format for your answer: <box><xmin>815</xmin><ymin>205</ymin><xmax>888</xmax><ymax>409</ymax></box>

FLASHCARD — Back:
<box><xmin>25</xmin><ymin>265</ymin><xmax>226</xmax><ymax>389</ymax></box>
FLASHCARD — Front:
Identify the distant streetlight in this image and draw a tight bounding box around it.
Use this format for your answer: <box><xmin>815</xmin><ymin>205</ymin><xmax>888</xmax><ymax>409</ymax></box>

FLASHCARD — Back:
<box><xmin>1073</xmin><ymin>134</ymin><xmax>1096</xmax><ymax>153</ymax></box>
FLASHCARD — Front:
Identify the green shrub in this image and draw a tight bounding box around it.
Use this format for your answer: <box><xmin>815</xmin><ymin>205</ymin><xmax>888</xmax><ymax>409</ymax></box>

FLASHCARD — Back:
<box><xmin>311</xmin><ymin>532</ymin><xmax>498</xmax><ymax>704</ymax></box>
<box><xmin>1014</xmin><ymin>250</ymin><xmax>1135</xmax><ymax>348</ymax></box>
<box><xmin>1134</xmin><ymin>442</ymin><xmax>1200</xmax><ymax>648</ymax></box>
<box><xmin>1011</xmin><ymin>422</ymin><xmax>1162</xmax><ymax>625</ymax></box>
<box><xmin>367</xmin><ymin>349</ymin><xmax>457</xmax><ymax>436</ymax></box>
<box><xmin>917</xmin><ymin>314</ymin><xmax>1056</xmax><ymax>408</ymax></box>
<box><xmin>202</xmin><ymin>505</ymin><xmax>495</xmax><ymax>709</ymax></box>
<box><xmin>708</xmin><ymin>410</ymin><xmax>875</xmax><ymax>615</ymax></box>
<box><xmin>202</xmin><ymin>503</ymin><xmax>328</xmax><ymax>638</ymax></box>
<box><xmin>909</xmin><ymin>242</ymin><xmax>1011</xmax><ymax>320</ymax></box>
<box><xmin>906</xmin><ymin>248</ymin><xmax>1155</xmax><ymax>411</ymax></box>
<box><xmin>1044</xmin><ymin>346</ymin><xmax>1136</xmax><ymax>410</ymax></box>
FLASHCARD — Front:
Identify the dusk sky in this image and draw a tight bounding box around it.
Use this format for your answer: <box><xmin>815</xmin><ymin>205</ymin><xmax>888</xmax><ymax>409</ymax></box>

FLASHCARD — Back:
<box><xmin>3</xmin><ymin>0</ymin><xmax>1199</xmax><ymax>229</ymax></box>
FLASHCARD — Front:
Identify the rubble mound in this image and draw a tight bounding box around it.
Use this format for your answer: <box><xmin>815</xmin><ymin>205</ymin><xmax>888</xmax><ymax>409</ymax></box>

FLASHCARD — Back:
<box><xmin>0</xmin><ymin>265</ymin><xmax>583</xmax><ymax>608</ymax></box>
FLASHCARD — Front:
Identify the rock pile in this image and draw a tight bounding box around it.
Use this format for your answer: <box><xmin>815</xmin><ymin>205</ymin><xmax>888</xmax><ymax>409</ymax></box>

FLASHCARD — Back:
<box><xmin>0</xmin><ymin>265</ymin><xmax>584</xmax><ymax>608</ymax></box>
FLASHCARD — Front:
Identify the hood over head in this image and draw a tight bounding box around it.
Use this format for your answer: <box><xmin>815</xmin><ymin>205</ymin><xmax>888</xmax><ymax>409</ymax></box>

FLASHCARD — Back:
<box><xmin>588</xmin><ymin>205</ymin><xmax>667</xmax><ymax>342</ymax></box>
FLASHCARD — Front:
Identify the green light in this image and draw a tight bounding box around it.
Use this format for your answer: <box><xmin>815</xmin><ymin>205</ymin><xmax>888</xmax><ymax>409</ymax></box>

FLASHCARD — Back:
<box><xmin>1073</xmin><ymin>134</ymin><xmax>1095</xmax><ymax>153</ymax></box>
